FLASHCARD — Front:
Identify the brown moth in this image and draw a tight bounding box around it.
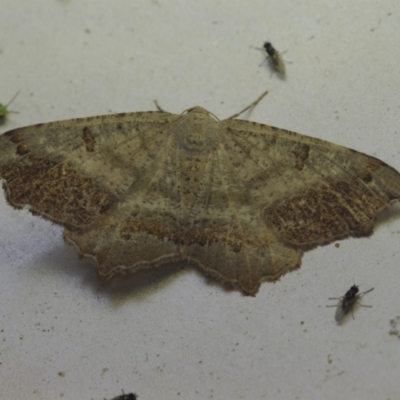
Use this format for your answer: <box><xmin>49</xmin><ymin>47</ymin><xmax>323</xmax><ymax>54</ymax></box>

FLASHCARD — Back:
<box><xmin>1</xmin><ymin>91</ymin><xmax>400</xmax><ymax>295</ymax></box>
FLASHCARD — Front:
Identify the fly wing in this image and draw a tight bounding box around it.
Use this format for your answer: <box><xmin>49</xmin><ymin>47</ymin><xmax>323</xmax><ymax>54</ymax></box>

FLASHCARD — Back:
<box><xmin>334</xmin><ymin>299</ymin><xmax>348</xmax><ymax>322</ymax></box>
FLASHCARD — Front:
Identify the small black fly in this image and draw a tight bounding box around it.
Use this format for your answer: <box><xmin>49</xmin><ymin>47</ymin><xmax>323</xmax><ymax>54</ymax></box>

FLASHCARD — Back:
<box><xmin>105</xmin><ymin>391</ymin><xmax>137</xmax><ymax>400</ymax></box>
<box><xmin>328</xmin><ymin>285</ymin><xmax>374</xmax><ymax>322</ymax></box>
<box><xmin>260</xmin><ymin>42</ymin><xmax>286</xmax><ymax>78</ymax></box>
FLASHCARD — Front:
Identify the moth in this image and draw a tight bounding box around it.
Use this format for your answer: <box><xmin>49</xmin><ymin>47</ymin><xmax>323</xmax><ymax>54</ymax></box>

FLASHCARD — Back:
<box><xmin>1</xmin><ymin>91</ymin><xmax>400</xmax><ymax>295</ymax></box>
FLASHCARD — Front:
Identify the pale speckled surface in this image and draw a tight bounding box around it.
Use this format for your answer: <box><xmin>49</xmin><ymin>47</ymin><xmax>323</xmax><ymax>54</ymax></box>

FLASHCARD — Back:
<box><xmin>1</xmin><ymin>1</ymin><xmax>400</xmax><ymax>399</ymax></box>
